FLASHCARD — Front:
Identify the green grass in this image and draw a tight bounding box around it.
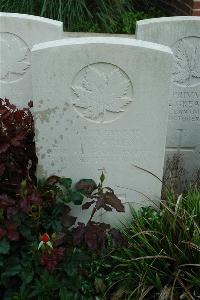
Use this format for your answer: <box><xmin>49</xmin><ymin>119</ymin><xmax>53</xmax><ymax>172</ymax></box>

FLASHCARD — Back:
<box><xmin>0</xmin><ymin>0</ymin><xmax>168</xmax><ymax>33</ymax></box>
<box><xmin>108</xmin><ymin>188</ymin><xmax>200</xmax><ymax>299</ymax></box>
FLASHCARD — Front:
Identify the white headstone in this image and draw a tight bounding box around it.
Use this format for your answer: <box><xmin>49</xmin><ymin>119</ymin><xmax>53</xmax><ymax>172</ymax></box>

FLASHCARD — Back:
<box><xmin>136</xmin><ymin>17</ymin><xmax>200</xmax><ymax>181</ymax></box>
<box><xmin>32</xmin><ymin>37</ymin><xmax>172</xmax><ymax>225</ymax></box>
<box><xmin>0</xmin><ymin>12</ymin><xmax>63</xmax><ymax>106</ymax></box>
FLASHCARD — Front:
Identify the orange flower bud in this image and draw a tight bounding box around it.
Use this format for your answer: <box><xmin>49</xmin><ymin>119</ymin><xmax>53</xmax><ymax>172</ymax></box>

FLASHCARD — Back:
<box><xmin>40</xmin><ymin>233</ymin><xmax>50</xmax><ymax>243</ymax></box>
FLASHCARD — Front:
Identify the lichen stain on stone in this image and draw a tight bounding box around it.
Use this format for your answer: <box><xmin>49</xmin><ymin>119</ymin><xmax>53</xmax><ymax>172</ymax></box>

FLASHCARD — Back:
<box><xmin>63</xmin><ymin>102</ymin><xmax>70</xmax><ymax>112</ymax></box>
<box><xmin>41</xmin><ymin>154</ymin><xmax>46</xmax><ymax>159</ymax></box>
<box><xmin>36</xmin><ymin>144</ymin><xmax>43</xmax><ymax>152</ymax></box>
<box><xmin>34</xmin><ymin>106</ymin><xmax>58</xmax><ymax>123</ymax></box>
<box><xmin>47</xmin><ymin>149</ymin><xmax>52</xmax><ymax>153</ymax></box>
<box><xmin>34</xmin><ymin>128</ymin><xmax>39</xmax><ymax>140</ymax></box>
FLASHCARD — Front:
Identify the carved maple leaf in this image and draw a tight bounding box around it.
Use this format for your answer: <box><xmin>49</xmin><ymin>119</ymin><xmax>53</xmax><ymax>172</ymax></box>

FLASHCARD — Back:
<box><xmin>72</xmin><ymin>65</ymin><xmax>132</xmax><ymax>120</ymax></box>
<box><xmin>0</xmin><ymin>34</ymin><xmax>30</xmax><ymax>81</ymax></box>
<box><xmin>173</xmin><ymin>39</ymin><xmax>200</xmax><ymax>86</ymax></box>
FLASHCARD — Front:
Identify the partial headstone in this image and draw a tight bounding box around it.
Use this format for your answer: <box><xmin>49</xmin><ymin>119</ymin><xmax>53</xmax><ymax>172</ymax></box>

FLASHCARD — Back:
<box><xmin>136</xmin><ymin>17</ymin><xmax>200</xmax><ymax>181</ymax></box>
<box><xmin>32</xmin><ymin>37</ymin><xmax>172</xmax><ymax>225</ymax></box>
<box><xmin>0</xmin><ymin>12</ymin><xmax>63</xmax><ymax>106</ymax></box>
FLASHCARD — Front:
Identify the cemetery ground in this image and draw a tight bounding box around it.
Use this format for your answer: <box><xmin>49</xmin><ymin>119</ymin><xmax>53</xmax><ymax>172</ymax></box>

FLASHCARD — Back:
<box><xmin>0</xmin><ymin>101</ymin><xmax>199</xmax><ymax>299</ymax></box>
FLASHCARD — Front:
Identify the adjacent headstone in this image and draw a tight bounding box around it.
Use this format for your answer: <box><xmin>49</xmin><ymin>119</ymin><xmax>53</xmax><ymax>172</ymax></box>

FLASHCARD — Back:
<box><xmin>0</xmin><ymin>12</ymin><xmax>63</xmax><ymax>106</ymax></box>
<box><xmin>32</xmin><ymin>37</ymin><xmax>172</xmax><ymax>225</ymax></box>
<box><xmin>136</xmin><ymin>17</ymin><xmax>200</xmax><ymax>181</ymax></box>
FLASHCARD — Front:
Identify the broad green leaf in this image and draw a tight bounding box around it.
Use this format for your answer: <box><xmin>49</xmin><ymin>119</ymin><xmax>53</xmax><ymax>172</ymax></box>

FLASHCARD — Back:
<box><xmin>71</xmin><ymin>191</ymin><xmax>84</xmax><ymax>205</ymax></box>
<box><xmin>0</xmin><ymin>239</ymin><xmax>10</xmax><ymax>254</ymax></box>
<box><xmin>4</xmin><ymin>265</ymin><xmax>22</xmax><ymax>276</ymax></box>
<box><xmin>59</xmin><ymin>177</ymin><xmax>72</xmax><ymax>189</ymax></box>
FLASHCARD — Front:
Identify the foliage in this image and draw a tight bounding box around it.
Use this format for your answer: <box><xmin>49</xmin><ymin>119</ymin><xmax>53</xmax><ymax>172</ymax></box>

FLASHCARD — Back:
<box><xmin>109</xmin><ymin>189</ymin><xmax>200</xmax><ymax>299</ymax></box>
<box><xmin>0</xmin><ymin>99</ymin><xmax>199</xmax><ymax>299</ymax></box>
<box><xmin>0</xmin><ymin>99</ymin><xmax>37</xmax><ymax>195</ymax></box>
<box><xmin>119</xmin><ymin>8</ymin><xmax>166</xmax><ymax>34</ymax></box>
<box><xmin>0</xmin><ymin>172</ymin><xmax>126</xmax><ymax>299</ymax></box>
<box><xmin>0</xmin><ymin>98</ymin><xmax>126</xmax><ymax>299</ymax></box>
<box><xmin>0</xmin><ymin>0</ymin><xmax>168</xmax><ymax>33</ymax></box>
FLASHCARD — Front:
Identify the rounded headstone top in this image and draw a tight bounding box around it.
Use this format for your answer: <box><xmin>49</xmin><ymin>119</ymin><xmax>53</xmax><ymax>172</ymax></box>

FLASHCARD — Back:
<box><xmin>137</xmin><ymin>16</ymin><xmax>200</xmax><ymax>26</ymax></box>
<box><xmin>0</xmin><ymin>12</ymin><xmax>63</xmax><ymax>27</ymax></box>
<box><xmin>32</xmin><ymin>36</ymin><xmax>172</xmax><ymax>56</ymax></box>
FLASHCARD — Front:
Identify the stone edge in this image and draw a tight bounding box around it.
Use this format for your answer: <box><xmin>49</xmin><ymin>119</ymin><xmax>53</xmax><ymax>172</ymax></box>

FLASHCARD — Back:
<box><xmin>136</xmin><ymin>16</ymin><xmax>200</xmax><ymax>27</ymax></box>
<box><xmin>0</xmin><ymin>12</ymin><xmax>63</xmax><ymax>28</ymax></box>
<box><xmin>31</xmin><ymin>37</ymin><xmax>173</xmax><ymax>56</ymax></box>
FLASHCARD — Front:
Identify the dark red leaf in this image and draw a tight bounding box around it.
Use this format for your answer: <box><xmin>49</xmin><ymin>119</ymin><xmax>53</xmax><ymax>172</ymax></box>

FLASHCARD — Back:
<box><xmin>28</xmin><ymin>100</ymin><xmax>33</xmax><ymax>108</ymax></box>
<box><xmin>40</xmin><ymin>247</ymin><xmax>65</xmax><ymax>273</ymax></box>
<box><xmin>109</xmin><ymin>228</ymin><xmax>127</xmax><ymax>247</ymax></box>
<box><xmin>85</xmin><ymin>230</ymin><xmax>97</xmax><ymax>250</ymax></box>
<box><xmin>82</xmin><ymin>200</ymin><xmax>95</xmax><ymax>210</ymax></box>
<box><xmin>0</xmin><ymin>98</ymin><xmax>37</xmax><ymax>193</ymax></box>
<box><xmin>6</xmin><ymin>207</ymin><xmax>18</xmax><ymax>219</ymax></box>
<box><xmin>95</xmin><ymin>197</ymin><xmax>105</xmax><ymax>210</ymax></box>
<box><xmin>20</xmin><ymin>197</ymin><xmax>30</xmax><ymax>213</ymax></box>
<box><xmin>104</xmin><ymin>191</ymin><xmax>125</xmax><ymax>212</ymax></box>
<box><xmin>75</xmin><ymin>179</ymin><xmax>97</xmax><ymax>196</ymax></box>
<box><xmin>61</xmin><ymin>206</ymin><xmax>77</xmax><ymax>228</ymax></box>
<box><xmin>7</xmin><ymin>224</ymin><xmax>20</xmax><ymax>241</ymax></box>
<box><xmin>46</xmin><ymin>176</ymin><xmax>60</xmax><ymax>187</ymax></box>
<box><xmin>53</xmin><ymin>232</ymin><xmax>66</xmax><ymax>247</ymax></box>
<box><xmin>0</xmin><ymin>194</ymin><xmax>15</xmax><ymax>207</ymax></box>
<box><xmin>14</xmin><ymin>110</ymin><xmax>24</xmax><ymax>122</ymax></box>
<box><xmin>28</xmin><ymin>192</ymin><xmax>42</xmax><ymax>205</ymax></box>
<box><xmin>11</xmin><ymin>130</ymin><xmax>27</xmax><ymax>147</ymax></box>
<box><xmin>0</xmin><ymin>143</ymin><xmax>10</xmax><ymax>154</ymax></box>
<box><xmin>0</xmin><ymin>164</ymin><xmax>6</xmax><ymax>176</ymax></box>
<box><xmin>72</xmin><ymin>221</ymin><xmax>110</xmax><ymax>250</ymax></box>
<box><xmin>7</xmin><ymin>230</ymin><xmax>20</xmax><ymax>241</ymax></box>
<box><xmin>0</xmin><ymin>227</ymin><xmax>7</xmax><ymax>240</ymax></box>
<box><xmin>73</xmin><ymin>222</ymin><xmax>85</xmax><ymax>246</ymax></box>
<box><xmin>103</xmin><ymin>204</ymin><xmax>112</xmax><ymax>212</ymax></box>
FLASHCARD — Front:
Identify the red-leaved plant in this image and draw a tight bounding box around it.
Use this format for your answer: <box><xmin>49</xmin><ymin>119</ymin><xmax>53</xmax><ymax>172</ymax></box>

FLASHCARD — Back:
<box><xmin>0</xmin><ymin>98</ymin><xmax>126</xmax><ymax>280</ymax></box>
<box><xmin>0</xmin><ymin>98</ymin><xmax>37</xmax><ymax>194</ymax></box>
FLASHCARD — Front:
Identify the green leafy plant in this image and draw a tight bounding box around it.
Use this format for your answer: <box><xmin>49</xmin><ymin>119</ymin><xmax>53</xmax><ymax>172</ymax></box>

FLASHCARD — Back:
<box><xmin>109</xmin><ymin>189</ymin><xmax>200</xmax><ymax>299</ymax></box>
<box><xmin>0</xmin><ymin>171</ymin><xmax>125</xmax><ymax>299</ymax></box>
<box><xmin>0</xmin><ymin>0</ymin><xmax>168</xmax><ymax>33</ymax></box>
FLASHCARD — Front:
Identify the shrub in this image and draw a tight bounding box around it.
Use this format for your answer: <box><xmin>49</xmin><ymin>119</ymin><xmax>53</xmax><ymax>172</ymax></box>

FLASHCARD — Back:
<box><xmin>0</xmin><ymin>0</ymin><xmax>168</xmax><ymax>33</ymax></box>
<box><xmin>0</xmin><ymin>99</ymin><xmax>37</xmax><ymax>194</ymax></box>
<box><xmin>0</xmin><ymin>98</ymin><xmax>126</xmax><ymax>299</ymax></box>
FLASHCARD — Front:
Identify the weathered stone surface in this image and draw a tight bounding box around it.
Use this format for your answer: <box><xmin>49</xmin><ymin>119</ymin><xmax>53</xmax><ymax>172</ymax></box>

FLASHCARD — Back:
<box><xmin>32</xmin><ymin>37</ymin><xmax>172</xmax><ymax>225</ymax></box>
<box><xmin>0</xmin><ymin>12</ymin><xmax>63</xmax><ymax>106</ymax></box>
<box><xmin>136</xmin><ymin>17</ymin><xmax>200</xmax><ymax>181</ymax></box>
